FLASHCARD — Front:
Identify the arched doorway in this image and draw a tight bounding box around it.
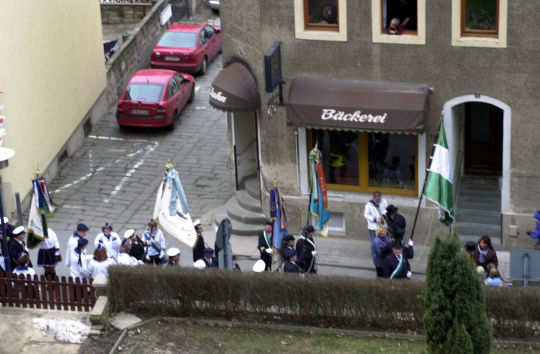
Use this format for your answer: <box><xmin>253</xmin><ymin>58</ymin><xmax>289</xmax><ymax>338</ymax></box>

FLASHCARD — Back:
<box><xmin>443</xmin><ymin>95</ymin><xmax>511</xmax><ymax>245</ymax></box>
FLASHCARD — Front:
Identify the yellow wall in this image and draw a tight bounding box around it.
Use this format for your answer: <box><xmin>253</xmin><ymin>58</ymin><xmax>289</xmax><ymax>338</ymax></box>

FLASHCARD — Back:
<box><xmin>0</xmin><ymin>0</ymin><xmax>106</xmax><ymax>213</ymax></box>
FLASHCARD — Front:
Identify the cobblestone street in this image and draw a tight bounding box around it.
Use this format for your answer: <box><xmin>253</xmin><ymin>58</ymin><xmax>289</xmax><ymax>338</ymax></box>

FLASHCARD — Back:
<box><xmin>28</xmin><ymin>55</ymin><xmax>232</xmax><ymax>276</ymax></box>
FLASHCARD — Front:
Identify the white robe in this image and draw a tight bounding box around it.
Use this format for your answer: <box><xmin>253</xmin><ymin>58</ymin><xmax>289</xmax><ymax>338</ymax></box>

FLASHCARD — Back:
<box><xmin>94</xmin><ymin>232</ymin><xmax>121</xmax><ymax>261</ymax></box>
<box><xmin>88</xmin><ymin>258</ymin><xmax>117</xmax><ymax>278</ymax></box>
<box><xmin>117</xmin><ymin>252</ymin><xmax>143</xmax><ymax>266</ymax></box>
<box><xmin>69</xmin><ymin>249</ymin><xmax>91</xmax><ymax>279</ymax></box>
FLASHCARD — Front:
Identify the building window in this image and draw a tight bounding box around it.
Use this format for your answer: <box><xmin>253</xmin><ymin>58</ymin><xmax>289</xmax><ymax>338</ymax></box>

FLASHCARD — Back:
<box><xmin>371</xmin><ymin>0</ymin><xmax>426</xmax><ymax>45</ymax></box>
<box><xmin>304</xmin><ymin>0</ymin><xmax>339</xmax><ymax>31</ymax></box>
<box><xmin>451</xmin><ymin>0</ymin><xmax>507</xmax><ymax>48</ymax></box>
<box><xmin>307</xmin><ymin>129</ymin><xmax>418</xmax><ymax>195</ymax></box>
<box><xmin>461</xmin><ymin>0</ymin><xmax>498</xmax><ymax>37</ymax></box>
<box><xmin>381</xmin><ymin>0</ymin><xmax>417</xmax><ymax>34</ymax></box>
<box><xmin>294</xmin><ymin>0</ymin><xmax>347</xmax><ymax>42</ymax></box>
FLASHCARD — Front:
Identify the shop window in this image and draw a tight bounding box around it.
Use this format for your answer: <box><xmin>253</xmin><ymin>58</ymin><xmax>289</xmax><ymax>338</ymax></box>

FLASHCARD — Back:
<box><xmin>368</xmin><ymin>133</ymin><xmax>416</xmax><ymax>191</ymax></box>
<box><xmin>304</xmin><ymin>0</ymin><xmax>339</xmax><ymax>31</ymax></box>
<box><xmin>461</xmin><ymin>0</ymin><xmax>498</xmax><ymax>37</ymax></box>
<box><xmin>308</xmin><ymin>129</ymin><xmax>418</xmax><ymax>195</ymax></box>
<box><xmin>381</xmin><ymin>0</ymin><xmax>417</xmax><ymax>34</ymax></box>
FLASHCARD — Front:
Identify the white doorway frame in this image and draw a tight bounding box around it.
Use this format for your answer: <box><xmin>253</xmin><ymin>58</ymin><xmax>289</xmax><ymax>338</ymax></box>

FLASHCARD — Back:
<box><xmin>442</xmin><ymin>95</ymin><xmax>511</xmax><ymax>213</ymax></box>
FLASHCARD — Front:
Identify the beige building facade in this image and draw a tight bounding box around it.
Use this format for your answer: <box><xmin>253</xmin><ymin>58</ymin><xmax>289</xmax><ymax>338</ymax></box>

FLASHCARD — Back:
<box><xmin>0</xmin><ymin>0</ymin><xmax>107</xmax><ymax>215</ymax></box>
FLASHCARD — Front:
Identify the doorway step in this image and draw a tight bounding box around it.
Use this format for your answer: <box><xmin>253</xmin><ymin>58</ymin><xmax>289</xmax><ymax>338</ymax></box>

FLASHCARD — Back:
<box><xmin>214</xmin><ymin>176</ymin><xmax>266</xmax><ymax>237</ymax></box>
<box><xmin>455</xmin><ymin>176</ymin><xmax>502</xmax><ymax>250</ymax></box>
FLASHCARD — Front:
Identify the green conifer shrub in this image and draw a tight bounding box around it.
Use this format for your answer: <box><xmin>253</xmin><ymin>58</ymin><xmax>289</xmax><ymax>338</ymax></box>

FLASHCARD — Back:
<box><xmin>423</xmin><ymin>234</ymin><xmax>491</xmax><ymax>353</ymax></box>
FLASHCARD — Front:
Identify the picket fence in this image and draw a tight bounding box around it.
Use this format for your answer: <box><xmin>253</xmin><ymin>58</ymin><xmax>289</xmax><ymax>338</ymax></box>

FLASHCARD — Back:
<box><xmin>0</xmin><ymin>273</ymin><xmax>96</xmax><ymax>312</ymax></box>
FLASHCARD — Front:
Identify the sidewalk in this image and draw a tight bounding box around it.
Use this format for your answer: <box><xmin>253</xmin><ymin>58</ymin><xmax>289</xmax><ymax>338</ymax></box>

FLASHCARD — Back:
<box><xmin>200</xmin><ymin>227</ymin><xmax>510</xmax><ymax>279</ymax></box>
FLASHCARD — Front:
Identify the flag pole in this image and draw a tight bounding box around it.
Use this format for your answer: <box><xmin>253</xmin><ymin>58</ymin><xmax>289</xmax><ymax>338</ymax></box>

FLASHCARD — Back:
<box><xmin>409</xmin><ymin>115</ymin><xmax>444</xmax><ymax>241</ymax></box>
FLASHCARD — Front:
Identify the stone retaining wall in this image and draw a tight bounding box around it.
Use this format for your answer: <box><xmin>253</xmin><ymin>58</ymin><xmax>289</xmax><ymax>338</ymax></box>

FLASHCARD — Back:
<box><xmin>105</xmin><ymin>0</ymin><xmax>170</xmax><ymax>108</ymax></box>
<box><xmin>101</xmin><ymin>1</ymin><xmax>154</xmax><ymax>25</ymax></box>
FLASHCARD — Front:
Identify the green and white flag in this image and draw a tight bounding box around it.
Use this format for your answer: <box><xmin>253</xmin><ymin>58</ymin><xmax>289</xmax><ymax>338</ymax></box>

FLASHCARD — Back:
<box><xmin>423</xmin><ymin>121</ymin><xmax>454</xmax><ymax>226</ymax></box>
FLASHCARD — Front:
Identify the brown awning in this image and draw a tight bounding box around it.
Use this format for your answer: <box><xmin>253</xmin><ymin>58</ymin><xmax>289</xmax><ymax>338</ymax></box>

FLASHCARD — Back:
<box><xmin>209</xmin><ymin>62</ymin><xmax>261</xmax><ymax>112</ymax></box>
<box><xmin>287</xmin><ymin>77</ymin><xmax>429</xmax><ymax>133</ymax></box>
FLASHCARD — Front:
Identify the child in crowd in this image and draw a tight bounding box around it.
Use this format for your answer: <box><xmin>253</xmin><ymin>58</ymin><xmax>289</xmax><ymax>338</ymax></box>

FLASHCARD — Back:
<box><xmin>484</xmin><ymin>266</ymin><xmax>503</xmax><ymax>287</ymax></box>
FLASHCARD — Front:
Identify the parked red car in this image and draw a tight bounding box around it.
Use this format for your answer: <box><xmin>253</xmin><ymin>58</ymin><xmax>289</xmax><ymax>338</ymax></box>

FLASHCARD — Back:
<box><xmin>116</xmin><ymin>69</ymin><xmax>194</xmax><ymax>129</ymax></box>
<box><xmin>150</xmin><ymin>23</ymin><xmax>221</xmax><ymax>75</ymax></box>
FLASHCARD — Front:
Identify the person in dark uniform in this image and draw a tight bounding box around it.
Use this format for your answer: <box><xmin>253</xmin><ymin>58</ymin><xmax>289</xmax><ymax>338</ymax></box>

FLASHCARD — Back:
<box><xmin>282</xmin><ymin>234</ymin><xmax>295</xmax><ymax>255</ymax></box>
<box><xmin>124</xmin><ymin>229</ymin><xmax>147</xmax><ymax>262</ymax></box>
<box><xmin>0</xmin><ymin>217</ymin><xmax>16</xmax><ymax>243</ymax></box>
<box><xmin>166</xmin><ymin>247</ymin><xmax>181</xmax><ymax>267</ymax></box>
<box><xmin>232</xmin><ymin>255</ymin><xmax>241</xmax><ymax>271</ymax></box>
<box><xmin>192</xmin><ymin>219</ymin><xmax>206</xmax><ymax>262</ymax></box>
<box><xmin>257</xmin><ymin>222</ymin><xmax>273</xmax><ymax>271</ymax></box>
<box><xmin>386</xmin><ymin>205</ymin><xmax>406</xmax><ymax>244</ymax></box>
<box><xmin>383</xmin><ymin>240</ymin><xmax>412</xmax><ymax>279</ymax></box>
<box><xmin>202</xmin><ymin>247</ymin><xmax>217</xmax><ymax>268</ymax></box>
<box><xmin>283</xmin><ymin>248</ymin><xmax>300</xmax><ymax>274</ymax></box>
<box><xmin>9</xmin><ymin>226</ymin><xmax>33</xmax><ymax>270</ymax></box>
<box><xmin>296</xmin><ymin>225</ymin><xmax>318</xmax><ymax>274</ymax></box>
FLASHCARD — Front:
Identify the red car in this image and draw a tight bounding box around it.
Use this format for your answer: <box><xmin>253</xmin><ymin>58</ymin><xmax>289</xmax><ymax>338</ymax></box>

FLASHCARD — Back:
<box><xmin>116</xmin><ymin>69</ymin><xmax>194</xmax><ymax>129</ymax></box>
<box><xmin>150</xmin><ymin>23</ymin><xmax>221</xmax><ymax>75</ymax></box>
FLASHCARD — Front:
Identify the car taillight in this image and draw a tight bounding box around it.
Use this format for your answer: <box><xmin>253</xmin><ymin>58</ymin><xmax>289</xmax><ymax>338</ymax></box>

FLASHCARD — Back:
<box><xmin>117</xmin><ymin>106</ymin><xmax>124</xmax><ymax>112</ymax></box>
<box><xmin>157</xmin><ymin>107</ymin><xmax>166</xmax><ymax>113</ymax></box>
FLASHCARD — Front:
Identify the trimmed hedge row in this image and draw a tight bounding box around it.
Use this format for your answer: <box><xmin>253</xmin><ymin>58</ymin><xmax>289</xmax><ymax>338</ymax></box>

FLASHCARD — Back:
<box><xmin>108</xmin><ymin>266</ymin><xmax>539</xmax><ymax>338</ymax></box>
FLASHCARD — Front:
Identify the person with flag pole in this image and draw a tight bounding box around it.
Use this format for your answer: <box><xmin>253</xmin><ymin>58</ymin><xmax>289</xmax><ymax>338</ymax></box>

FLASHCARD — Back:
<box><xmin>308</xmin><ymin>143</ymin><xmax>331</xmax><ymax>237</ymax></box>
<box><xmin>409</xmin><ymin>115</ymin><xmax>455</xmax><ymax>241</ymax></box>
<box><xmin>27</xmin><ymin>174</ymin><xmax>60</xmax><ymax>280</ymax></box>
<box><xmin>270</xmin><ymin>179</ymin><xmax>288</xmax><ymax>271</ymax></box>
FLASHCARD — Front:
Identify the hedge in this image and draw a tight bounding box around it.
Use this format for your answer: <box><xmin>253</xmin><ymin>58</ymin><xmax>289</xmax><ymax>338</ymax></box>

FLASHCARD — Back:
<box><xmin>107</xmin><ymin>266</ymin><xmax>540</xmax><ymax>338</ymax></box>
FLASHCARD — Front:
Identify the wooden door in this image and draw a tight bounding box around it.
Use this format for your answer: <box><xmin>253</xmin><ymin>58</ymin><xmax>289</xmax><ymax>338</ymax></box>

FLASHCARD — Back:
<box><xmin>464</xmin><ymin>102</ymin><xmax>503</xmax><ymax>175</ymax></box>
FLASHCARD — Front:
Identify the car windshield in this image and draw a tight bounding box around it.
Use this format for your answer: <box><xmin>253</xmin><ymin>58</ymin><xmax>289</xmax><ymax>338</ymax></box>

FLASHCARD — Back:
<box><xmin>158</xmin><ymin>31</ymin><xmax>197</xmax><ymax>48</ymax></box>
<box><xmin>125</xmin><ymin>83</ymin><xmax>164</xmax><ymax>102</ymax></box>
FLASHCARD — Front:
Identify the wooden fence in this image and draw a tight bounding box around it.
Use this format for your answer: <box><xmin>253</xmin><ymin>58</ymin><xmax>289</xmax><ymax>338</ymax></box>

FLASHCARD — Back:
<box><xmin>0</xmin><ymin>273</ymin><xmax>96</xmax><ymax>312</ymax></box>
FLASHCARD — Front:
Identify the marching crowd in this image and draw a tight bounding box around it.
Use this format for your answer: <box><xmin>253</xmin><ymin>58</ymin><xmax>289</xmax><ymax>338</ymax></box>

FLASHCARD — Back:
<box><xmin>0</xmin><ymin>193</ymin><xmax>539</xmax><ymax>284</ymax></box>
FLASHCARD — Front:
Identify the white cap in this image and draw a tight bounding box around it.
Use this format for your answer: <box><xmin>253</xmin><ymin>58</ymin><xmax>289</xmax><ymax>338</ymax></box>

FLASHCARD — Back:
<box><xmin>252</xmin><ymin>259</ymin><xmax>266</xmax><ymax>273</ymax></box>
<box><xmin>123</xmin><ymin>229</ymin><xmax>135</xmax><ymax>239</ymax></box>
<box><xmin>194</xmin><ymin>259</ymin><xmax>206</xmax><ymax>269</ymax></box>
<box><xmin>167</xmin><ymin>247</ymin><xmax>181</xmax><ymax>258</ymax></box>
<box><xmin>2</xmin><ymin>217</ymin><xmax>8</xmax><ymax>224</ymax></box>
<box><xmin>13</xmin><ymin>226</ymin><xmax>25</xmax><ymax>235</ymax></box>
<box><xmin>193</xmin><ymin>219</ymin><xmax>201</xmax><ymax>227</ymax></box>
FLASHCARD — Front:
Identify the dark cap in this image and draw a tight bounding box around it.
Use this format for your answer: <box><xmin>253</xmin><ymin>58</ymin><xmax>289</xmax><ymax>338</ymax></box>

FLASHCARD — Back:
<box><xmin>465</xmin><ymin>241</ymin><xmax>476</xmax><ymax>252</ymax></box>
<box><xmin>77</xmin><ymin>237</ymin><xmax>89</xmax><ymax>248</ymax></box>
<box><xmin>305</xmin><ymin>225</ymin><xmax>315</xmax><ymax>233</ymax></box>
<box><xmin>392</xmin><ymin>240</ymin><xmax>403</xmax><ymax>249</ymax></box>
<box><xmin>283</xmin><ymin>234</ymin><xmax>295</xmax><ymax>242</ymax></box>
<box><xmin>204</xmin><ymin>247</ymin><xmax>214</xmax><ymax>256</ymax></box>
<box><xmin>77</xmin><ymin>223</ymin><xmax>89</xmax><ymax>232</ymax></box>
<box><xmin>386</xmin><ymin>205</ymin><xmax>398</xmax><ymax>216</ymax></box>
<box><xmin>283</xmin><ymin>248</ymin><xmax>297</xmax><ymax>260</ymax></box>
<box><xmin>102</xmin><ymin>222</ymin><xmax>113</xmax><ymax>230</ymax></box>
<box><xmin>232</xmin><ymin>255</ymin><xmax>237</xmax><ymax>261</ymax></box>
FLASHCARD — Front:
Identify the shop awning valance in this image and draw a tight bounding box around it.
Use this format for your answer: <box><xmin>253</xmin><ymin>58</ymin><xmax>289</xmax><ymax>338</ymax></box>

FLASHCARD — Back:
<box><xmin>209</xmin><ymin>62</ymin><xmax>261</xmax><ymax>112</ymax></box>
<box><xmin>287</xmin><ymin>77</ymin><xmax>429</xmax><ymax>133</ymax></box>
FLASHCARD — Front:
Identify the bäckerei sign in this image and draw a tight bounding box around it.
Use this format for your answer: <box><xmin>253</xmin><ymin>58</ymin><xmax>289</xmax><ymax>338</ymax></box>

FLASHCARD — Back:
<box><xmin>321</xmin><ymin>109</ymin><xmax>387</xmax><ymax>124</ymax></box>
<box><xmin>286</xmin><ymin>77</ymin><xmax>429</xmax><ymax>133</ymax></box>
